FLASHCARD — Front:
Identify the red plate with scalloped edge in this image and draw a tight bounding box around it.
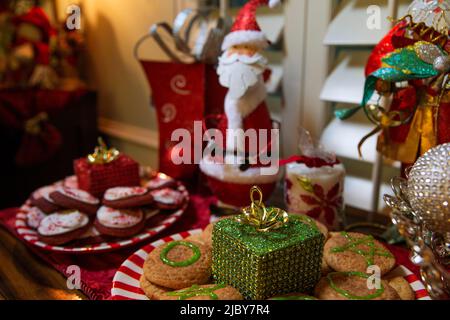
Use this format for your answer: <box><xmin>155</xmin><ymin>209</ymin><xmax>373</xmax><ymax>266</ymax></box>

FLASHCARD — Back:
<box><xmin>14</xmin><ymin>171</ymin><xmax>189</xmax><ymax>254</ymax></box>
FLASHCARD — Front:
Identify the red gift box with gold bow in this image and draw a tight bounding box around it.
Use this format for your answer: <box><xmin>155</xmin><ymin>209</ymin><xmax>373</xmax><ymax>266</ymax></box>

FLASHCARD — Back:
<box><xmin>74</xmin><ymin>140</ymin><xmax>140</xmax><ymax>197</ymax></box>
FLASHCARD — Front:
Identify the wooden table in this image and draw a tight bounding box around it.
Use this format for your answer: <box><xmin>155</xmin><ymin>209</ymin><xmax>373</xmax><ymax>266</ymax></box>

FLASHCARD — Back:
<box><xmin>0</xmin><ymin>206</ymin><xmax>390</xmax><ymax>300</ymax></box>
<box><xmin>0</xmin><ymin>226</ymin><xmax>87</xmax><ymax>300</ymax></box>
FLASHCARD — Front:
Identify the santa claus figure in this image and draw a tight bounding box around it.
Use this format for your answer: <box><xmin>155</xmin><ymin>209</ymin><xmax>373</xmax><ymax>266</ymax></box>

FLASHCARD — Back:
<box><xmin>217</xmin><ymin>0</ymin><xmax>278</xmax><ymax>162</ymax></box>
<box><xmin>0</xmin><ymin>7</ymin><xmax>12</xmax><ymax>82</ymax></box>
<box><xmin>10</xmin><ymin>6</ymin><xmax>58</xmax><ymax>88</ymax></box>
<box><xmin>200</xmin><ymin>0</ymin><xmax>281</xmax><ymax>208</ymax></box>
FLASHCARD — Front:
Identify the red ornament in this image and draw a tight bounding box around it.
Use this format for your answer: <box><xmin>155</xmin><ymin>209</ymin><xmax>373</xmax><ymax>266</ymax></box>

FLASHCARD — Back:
<box><xmin>280</xmin><ymin>155</ymin><xmax>340</xmax><ymax>169</ymax></box>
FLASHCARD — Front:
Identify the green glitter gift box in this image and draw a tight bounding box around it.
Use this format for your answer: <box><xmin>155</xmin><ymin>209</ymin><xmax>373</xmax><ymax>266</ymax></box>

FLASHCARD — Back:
<box><xmin>212</xmin><ymin>187</ymin><xmax>325</xmax><ymax>300</ymax></box>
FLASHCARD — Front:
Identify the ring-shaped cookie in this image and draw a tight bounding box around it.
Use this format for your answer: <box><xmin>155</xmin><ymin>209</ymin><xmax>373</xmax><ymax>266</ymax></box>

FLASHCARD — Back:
<box><xmin>160</xmin><ymin>241</ymin><xmax>201</xmax><ymax>267</ymax></box>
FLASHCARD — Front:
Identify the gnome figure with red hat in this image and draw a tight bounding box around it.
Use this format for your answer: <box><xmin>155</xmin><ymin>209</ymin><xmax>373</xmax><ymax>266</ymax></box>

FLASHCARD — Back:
<box><xmin>200</xmin><ymin>0</ymin><xmax>281</xmax><ymax>208</ymax></box>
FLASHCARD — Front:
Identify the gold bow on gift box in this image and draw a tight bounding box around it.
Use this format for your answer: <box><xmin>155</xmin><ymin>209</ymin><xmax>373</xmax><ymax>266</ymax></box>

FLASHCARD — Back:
<box><xmin>236</xmin><ymin>186</ymin><xmax>289</xmax><ymax>233</ymax></box>
<box><xmin>87</xmin><ymin>137</ymin><xmax>120</xmax><ymax>165</ymax></box>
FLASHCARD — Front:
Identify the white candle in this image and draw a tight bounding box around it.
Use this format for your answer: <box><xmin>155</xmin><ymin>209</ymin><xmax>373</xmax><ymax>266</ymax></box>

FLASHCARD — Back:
<box><xmin>285</xmin><ymin>162</ymin><xmax>346</xmax><ymax>230</ymax></box>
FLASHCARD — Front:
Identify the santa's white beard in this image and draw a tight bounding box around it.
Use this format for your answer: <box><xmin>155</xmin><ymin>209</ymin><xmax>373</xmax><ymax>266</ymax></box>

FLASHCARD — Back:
<box><xmin>217</xmin><ymin>52</ymin><xmax>267</xmax><ymax>99</ymax></box>
<box><xmin>217</xmin><ymin>52</ymin><xmax>268</xmax><ymax>154</ymax></box>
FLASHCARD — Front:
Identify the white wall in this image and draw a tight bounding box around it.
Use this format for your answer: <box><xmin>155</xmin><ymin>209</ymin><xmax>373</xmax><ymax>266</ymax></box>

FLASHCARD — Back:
<box><xmin>71</xmin><ymin>0</ymin><xmax>331</xmax><ymax>165</ymax></box>
<box><xmin>281</xmin><ymin>0</ymin><xmax>331</xmax><ymax>156</ymax></box>
<box><xmin>79</xmin><ymin>0</ymin><xmax>180</xmax><ymax>166</ymax></box>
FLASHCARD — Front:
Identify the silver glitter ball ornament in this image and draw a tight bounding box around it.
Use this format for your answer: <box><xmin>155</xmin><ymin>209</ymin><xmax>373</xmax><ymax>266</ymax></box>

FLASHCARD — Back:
<box><xmin>408</xmin><ymin>0</ymin><xmax>450</xmax><ymax>33</ymax></box>
<box><xmin>433</xmin><ymin>56</ymin><xmax>450</xmax><ymax>74</ymax></box>
<box><xmin>407</xmin><ymin>143</ymin><xmax>450</xmax><ymax>237</ymax></box>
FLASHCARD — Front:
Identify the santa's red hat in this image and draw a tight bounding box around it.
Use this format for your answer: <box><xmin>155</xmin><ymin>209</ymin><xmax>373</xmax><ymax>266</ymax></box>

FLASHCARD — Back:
<box><xmin>12</xmin><ymin>7</ymin><xmax>56</xmax><ymax>41</ymax></box>
<box><xmin>222</xmin><ymin>0</ymin><xmax>281</xmax><ymax>51</ymax></box>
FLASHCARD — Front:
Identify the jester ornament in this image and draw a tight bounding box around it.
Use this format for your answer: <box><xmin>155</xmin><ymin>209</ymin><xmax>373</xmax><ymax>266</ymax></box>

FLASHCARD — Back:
<box><xmin>337</xmin><ymin>0</ymin><xmax>450</xmax><ymax>171</ymax></box>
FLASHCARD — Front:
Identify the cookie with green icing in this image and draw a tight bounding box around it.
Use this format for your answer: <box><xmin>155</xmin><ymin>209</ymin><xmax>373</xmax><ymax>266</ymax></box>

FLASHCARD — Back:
<box><xmin>143</xmin><ymin>240</ymin><xmax>212</xmax><ymax>290</ymax></box>
<box><xmin>268</xmin><ymin>293</ymin><xmax>317</xmax><ymax>300</ymax></box>
<box><xmin>387</xmin><ymin>276</ymin><xmax>415</xmax><ymax>300</ymax></box>
<box><xmin>200</xmin><ymin>223</ymin><xmax>214</xmax><ymax>247</ymax></box>
<box><xmin>140</xmin><ymin>274</ymin><xmax>171</xmax><ymax>300</ymax></box>
<box><xmin>201</xmin><ymin>216</ymin><xmax>237</xmax><ymax>248</ymax></box>
<box><xmin>163</xmin><ymin>284</ymin><xmax>243</xmax><ymax>300</ymax></box>
<box><xmin>140</xmin><ymin>275</ymin><xmax>242</xmax><ymax>300</ymax></box>
<box><xmin>314</xmin><ymin>272</ymin><xmax>400</xmax><ymax>300</ymax></box>
<box><xmin>324</xmin><ymin>232</ymin><xmax>395</xmax><ymax>275</ymax></box>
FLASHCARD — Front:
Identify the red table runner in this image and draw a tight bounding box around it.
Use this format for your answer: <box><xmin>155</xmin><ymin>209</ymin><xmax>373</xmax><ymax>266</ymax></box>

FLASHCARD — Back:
<box><xmin>0</xmin><ymin>194</ymin><xmax>215</xmax><ymax>300</ymax></box>
<box><xmin>0</xmin><ymin>195</ymin><xmax>420</xmax><ymax>300</ymax></box>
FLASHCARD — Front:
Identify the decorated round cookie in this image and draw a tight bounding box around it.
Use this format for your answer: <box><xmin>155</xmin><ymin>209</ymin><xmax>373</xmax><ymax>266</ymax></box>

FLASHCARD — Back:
<box><xmin>151</xmin><ymin>188</ymin><xmax>184</xmax><ymax>210</ymax></box>
<box><xmin>185</xmin><ymin>234</ymin><xmax>205</xmax><ymax>245</ymax></box>
<box><xmin>103</xmin><ymin>187</ymin><xmax>154</xmax><ymax>209</ymax></box>
<box><xmin>200</xmin><ymin>223</ymin><xmax>214</xmax><ymax>247</ymax></box>
<box><xmin>26</xmin><ymin>206</ymin><xmax>46</xmax><ymax>229</ymax></box>
<box><xmin>140</xmin><ymin>275</ymin><xmax>170</xmax><ymax>300</ymax></box>
<box><xmin>162</xmin><ymin>284</ymin><xmax>242</xmax><ymax>301</ymax></box>
<box><xmin>57</xmin><ymin>187</ymin><xmax>99</xmax><ymax>204</ymax></box>
<box><xmin>94</xmin><ymin>206</ymin><xmax>145</xmax><ymax>238</ymax></box>
<box><xmin>139</xmin><ymin>275</ymin><xmax>242</xmax><ymax>300</ymax></box>
<box><xmin>30</xmin><ymin>185</ymin><xmax>61</xmax><ymax>214</ymax></box>
<box><xmin>321</xmin><ymin>255</ymin><xmax>333</xmax><ymax>276</ymax></box>
<box><xmin>198</xmin><ymin>217</ymin><xmax>236</xmax><ymax>248</ymax></box>
<box><xmin>324</xmin><ymin>232</ymin><xmax>396</xmax><ymax>275</ymax></box>
<box><xmin>143</xmin><ymin>240</ymin><xmax>212</xmax><ymax>290</ymax></box>
<box><xmin>268</xmin><ymin>293</ymin><xmax>317</xmax><ymax>300</ymax></box>
<box><xmin>37</xmin><ymin>210</ymin><xmax>90</xmax><ymax>245</ymax></box>
<box><xmin>50</xmin><ymin>187</ymin><xmax>100</xmax><ymax>216</ymax></box>
<box><xmin>64</xmin><ymin>175</ymin><xmax>79</xmax><ymax>189</ymax></box>
<box><xmin>145</xmin><ymin>174</ymin><xmax>176</xmax><ymax>191</ymax></box>
<box><xmin>387</xmin><ymin>276</ymin><xmax>416</xmax><ymax>300</ymax></box>
<box><xmin>314</xmin><ymin>272</ymin><xmax>400</xmax><ymax>300</ymax></box>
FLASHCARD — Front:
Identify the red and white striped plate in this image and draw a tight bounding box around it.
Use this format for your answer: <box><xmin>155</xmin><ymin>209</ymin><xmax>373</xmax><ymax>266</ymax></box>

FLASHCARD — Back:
<box><xmin>14</xmin><ymin>183</ymin><xmax>189</xmax><ymax>254</ymax></box>
<box><xmin>111</xmin><ymin>229</ymin><xmax>431</xmax><ymax>300</ymax></box>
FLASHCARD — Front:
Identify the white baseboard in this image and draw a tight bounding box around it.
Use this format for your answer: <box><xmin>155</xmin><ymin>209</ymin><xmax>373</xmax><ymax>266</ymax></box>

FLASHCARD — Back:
<box><xmin>98</xmin><ymin>117</ymin><xmax>159</xmax><ymax>150</ymax></box>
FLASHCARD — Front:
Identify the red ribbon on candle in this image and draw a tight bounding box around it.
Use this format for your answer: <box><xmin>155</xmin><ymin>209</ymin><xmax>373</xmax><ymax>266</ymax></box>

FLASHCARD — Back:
<box><xmin>279</xmin><ymin>155</ymin><xmax>340</xmax><ymax>169</ymax></box>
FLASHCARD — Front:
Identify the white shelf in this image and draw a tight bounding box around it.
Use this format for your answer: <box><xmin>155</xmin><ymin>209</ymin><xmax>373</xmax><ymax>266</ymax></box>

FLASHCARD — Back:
<box><xmin>257</xmin><ymin>14</ymin><xmax>284</xmax><ymax>44</ymax></box>
<box><xmin>266</xmin><ymin>64</ymin><xmax>283</xmax><ymax>94</ymax></box>
<box><xmin>344</xmin><ymin>175</ymin><xmax>392</xmax><ymax>212</ymax></box>
<box><xmin>320</xmin><ymin>50</ymin><xmax>372</xmax><ymax>105</ymax></box>
<box><xmin>324</xmin><ymin>0</ymin><xmax>410</xmax><ymax>46</ymax></box>
<box><xmin>230</xmin><ymin>7</ymin><xmax>285</xmax><ymax>44</ymax></box>
<box><xmin>320</xmin><ymin>112</ymin><xmax>378</xmax><ymax>163</ymax></box>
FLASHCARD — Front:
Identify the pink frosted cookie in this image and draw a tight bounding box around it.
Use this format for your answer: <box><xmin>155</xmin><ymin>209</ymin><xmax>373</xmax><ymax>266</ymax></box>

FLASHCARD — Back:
<box><xmin>26</xmin><ymin>206</ymin><xmax>47</xmax><ymax>229</ymax></box>
<box><xmin>150</xmin><ymin>188</ymin><xmax>184</xmax><ymax>210</ymax></box>
<box><xmin>30</xmin><ymin>185</ymin><xmax>61</xmax><ymax>214</ymax></box>
<box><xmin>94</xmin><ymin>206</ymin><xmax>146</xmax><ymax>237</ymax></box>
<box><xmin>38</xmin><ymin>210</ymin><xmax>90</xmax><ymax>245</ymax></box>
<box><xmin>50</xmin><ymin>187</ymin><xmax>100</xmax><ymax>216</ymax></box>
<box><xmin>102</xmin><ymin>187</ymin><xmax>154</xmax><ymax>209</ymax></box>
<box><xmin>64</xmin><ymin>175</ymin><xmax>79</xmax><ymax>189</ymax></box>
<box><xmin>145</xmin><ymin>174</ymin><xmax>176</xmax><ymax>191</ymax></box>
